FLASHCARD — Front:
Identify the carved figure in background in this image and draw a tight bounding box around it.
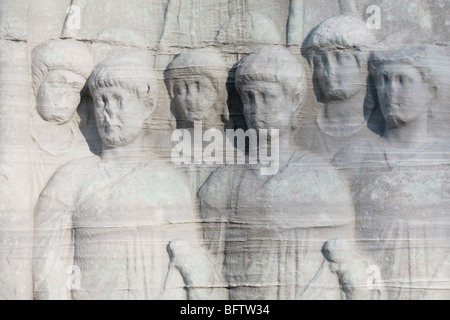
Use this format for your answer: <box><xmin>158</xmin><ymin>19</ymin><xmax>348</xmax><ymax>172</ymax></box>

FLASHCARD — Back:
<box><xmin>303</xmin><ymin>15</ymin><xmax>381</xmax><ymax>159</ymax></box>
<box><xmin>31</xmin><ymin>39</ymin><xmax>95</xmax><ymax>204</ymax></box>
<box><xmin>33</xmin><ymin>56</ymin><xmax>225</xmax><ymax>300</ymax></box>
<box><xmin>165</xmin><ymin>48</ymin><xmax>229</xmax><ymax>130</ymax></box>
<box><xmin>334</xmin><ymin>45</ymin><xmax>450</xmax><ymax>300</ymax></box>
<box><xmin>199</xmin><ymin>47</ymin><xmax>355</xmax><ymax>300</ymax></box>
<box><xmin>164</xmin><ymin>48</ymin><xmax>234</xmax><ymax>194</ymax></box>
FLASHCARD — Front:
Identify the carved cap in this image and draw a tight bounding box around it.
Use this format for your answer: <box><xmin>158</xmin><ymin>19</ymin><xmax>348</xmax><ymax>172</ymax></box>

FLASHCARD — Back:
<box><xmin>365</xmin><ymin>44</ymin><xmax>450</xmax><ymax>118</ymax></box>
<box><xmin>306</xmin><ymin>15</ymin><xmax>376</xmax><ymax>53</ymax></box>
<box><xmin>164</xmin><ymin>48</ymin><xmax>228</xmax><ymax>80</ymax></box>
<box><xmin>235</xmin><ymin>46</ymin><xmax>307</xmax><ymax>106</ymax></box>
<box><xmin>89</xmin><ymin>55</ymin><xmax>158</xmax><ymax>113</ymax></box>
<box><xmin>32</xmin><ymin>39</ymin><xmax>94</xmax><ymax>93</ymax></box>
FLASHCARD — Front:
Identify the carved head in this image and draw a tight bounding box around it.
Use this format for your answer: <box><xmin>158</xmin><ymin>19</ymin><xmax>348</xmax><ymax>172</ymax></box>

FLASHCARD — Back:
<box><xmin>235</xmin><ymin>46</ymin><xmax>307</xmax><ymax>131</ymax></box>
<box><xmin>32</xmin><ymin>40</ymin><xmax>93</xmax><ymax>125</ymax></box>
<box><xmin>88</xmin><ymin>55</ymin><xmax>158</xmax><ymax>148</ymax></box>
<box><xmin>164</xmin><ymin>48</ymin><xmax>229</xmax><ymax>125</ymax></box>
<box><xmin>306</xmin><ymin>15</ymin><xmax>375</xmax><ymax>102</ymax></box>
<box><xmin>368</xmin><ymin>45</ymin><xmax>447</xmax><ymax>129</ymax></box>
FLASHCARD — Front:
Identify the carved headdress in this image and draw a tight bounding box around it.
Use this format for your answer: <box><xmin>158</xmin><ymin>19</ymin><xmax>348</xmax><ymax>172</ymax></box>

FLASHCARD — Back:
<box><xmin>164</xmin><ymin>48</ymin><xmax>230</xmax><ymax>124</ymax></box>
<box><xmin>32</xmin><ymin>39</ymin><xmax>93</xmax><ymax>95</ymax></box>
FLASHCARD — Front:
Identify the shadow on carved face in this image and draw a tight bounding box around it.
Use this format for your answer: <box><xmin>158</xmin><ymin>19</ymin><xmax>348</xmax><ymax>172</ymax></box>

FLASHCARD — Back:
<box><xmin>314</xmin><ymin>51</ymin><xmax>365</xmax><ymax>102</ymax></box>
<box><xmin>172</xmin><ymin>76</ymin><xmax>219</xmax><ymax>123</ymax></box>
<box><xmin>92</xmin><ymin>86</ymin><xmax>149</xmax><ymax>148</ymax></box>
<box><xmin>36</xmin><ymin>70</ymin><xmax>85</xmax><ymax>125</ymax></box>
<box><xmin>234</xmin><ymin>47</ymin><xmax>308</xmax><ymax>134</ymax></box>
<box><xmin>238</xmin><ymin>81</ymin><xmax>293</xmax><ymax>132</ymax></box>
<box><xmin>89</xmin><ymin>55</ymin><xmax>158</xmax><ymax>149</ymax></box>
<box><xmin>376</xmin><ymin>63</ymin><xmax>434</xmax><ymax>129</ymax></box>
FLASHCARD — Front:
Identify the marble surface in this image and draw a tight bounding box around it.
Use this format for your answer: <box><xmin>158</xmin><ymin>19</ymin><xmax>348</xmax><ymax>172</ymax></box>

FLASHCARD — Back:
<box><xmin>0</xmin><ymin>0</ymin><xmax>448</xmax><ymax>300</ymax></box>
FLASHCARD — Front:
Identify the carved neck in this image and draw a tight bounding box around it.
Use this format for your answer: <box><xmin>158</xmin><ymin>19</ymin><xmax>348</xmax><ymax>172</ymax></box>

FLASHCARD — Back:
<box><xmin>384</xmin><ymin>114</ymin><xmax>429</xmax><ymax>150</ymax></box>
<box><xmin>277</xmin><ymin>128</ymin><xmax>292</xmax><ymax>150</ymax></box>
<box><xmin>192</xmin><ymin>106</ymin><xmax>224</xmax><ymax>130</ymax></box>
<box><xmin>319</xmin><ymin>90</ymin><xmax>367</xmax><ymax>137</ymax></box>
<box><xmin>278</xmin><ymin>129</ymin><xmax>295</xmax><ymax>164</ymax></box>
<box><xmin>100</xmin><ymin>133</ymin><xmax>149</xmax><ymax>161</ymax></box>
<box><xmin>32</xmin><ymin>117</ymin><xmax>79</xmax><ymax>155</ymax></box>
<box><xmin>252</xmin><ymin>128</ymin><xmax>293</xmax><ymax>164</ymax></box>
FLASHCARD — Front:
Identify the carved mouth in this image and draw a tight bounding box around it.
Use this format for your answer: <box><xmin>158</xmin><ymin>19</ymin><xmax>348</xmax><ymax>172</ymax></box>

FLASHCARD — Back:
<box><xmin>103</xmin><ymin>122</ymin><xmax>122</xmax><ymax>133</ymax></box>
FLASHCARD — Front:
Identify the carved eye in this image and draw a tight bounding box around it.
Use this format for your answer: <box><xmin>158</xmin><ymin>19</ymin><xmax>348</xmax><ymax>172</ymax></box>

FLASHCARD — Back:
<box><xmin>113</xmin><ymin>94</ymin><xmax>123</xmax><ymax>108</ymax></box>
<box><xmin>267</xmin><ymin>92</ymin><xmax>277</xmax><ymax>101</ymax></box>
<box><xmin>49</xmin><ymin>78</ymin><xmax>63</xmax><ymax>88</ymax></box>
<box><xmin>398</xmin><ymin>75</ymin><xmax>404</xmax><ymax>85</ymax></box>
<box><xmin>96</xmin><ymin>95</ymin><xmax>108</xmax><ymax>107</ymax></box>
<box><xmin>313</xmin><ymin>55</ymin><xmax>323</xmax><ymax>66</ymax></box>
<box><xmin>94</xmin><ymin>96</ymin><xmax>104</xmax><ymax>107</ymax></box>
<box><xmin>247</xmin><ymin>91</ymin><xmax>255</xmax><ymax>105</ymax></box>
<box><xmin>70</xmin><ymin>81</ymin><xmax>84</xmax><ymax>91</ymax></box>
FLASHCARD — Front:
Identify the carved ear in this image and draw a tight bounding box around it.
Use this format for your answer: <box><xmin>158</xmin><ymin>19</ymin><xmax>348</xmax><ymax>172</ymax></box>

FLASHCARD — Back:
<box><xmin>290</xmin><ymin>93</ymin><xmax>302</xmax><ymax>107</ymax></box>
<box><xmin>164</xmin><ymin>79</ymin><xmax>175</xmax><ymax>99</ymax></box>
<box><xmin>144</xmin><ymin>83</ymin><xmax>158</xmax><ymax>120</ymax></box>
<box><xmin>428</xmin><ymin>86</ymin><xmax>438</xmax><ymax>118</ymax></box>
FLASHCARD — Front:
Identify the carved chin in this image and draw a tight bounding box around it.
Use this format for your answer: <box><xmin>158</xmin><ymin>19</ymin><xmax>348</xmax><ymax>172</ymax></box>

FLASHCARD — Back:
<box><xmin>385</xmin><ymin>116</ymin><xmax>406</xmax><ymax>129</ymax></box>
<box><xmin>37</xmin><ymin>107</ymin><xmax>74</xmax><ymax>125</ymax></box>
<box><xmin>42</xmin><ymin>116</ymin><xmax>72</xmax><ymax>125</ymax></box>
<box><xmin>324</xmin><ymin>89</ymin><xmax>350</xmax><ymax>102</ymax></box>
<box><xmin>101</xmin><ymin>132</ymin><xmax>138</xmax><ymax>148</ymax></box>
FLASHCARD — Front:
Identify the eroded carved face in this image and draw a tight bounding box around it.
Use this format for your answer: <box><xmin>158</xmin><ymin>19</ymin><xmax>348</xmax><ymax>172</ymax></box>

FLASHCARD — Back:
<box><xmin>238</xmin><ymin>81</ymin><xmax>293</xmax><ymax>131</ymax></box>
<box><xmin>36</xmin><ymin>70</ymin><xmax>85</xmax><ymax>124</ymax></box>
<box><xmin>172</xmin><ymin>76</ymin><xmax>219</xmax><ymax>122</ymax></box>
<box><xmin>376</xmin><ymin>64</ymin><xmax>433</xmax><ymax>128</ymax></box>
<box><xmin>92</xmin><ymin>86</ymin><xmax>147</xmax><ymax>148</ymax></box>
<box><xmin>314</xmin><ymin>51</ymin><xmax>365</xmax><ymax>102</ymax></box>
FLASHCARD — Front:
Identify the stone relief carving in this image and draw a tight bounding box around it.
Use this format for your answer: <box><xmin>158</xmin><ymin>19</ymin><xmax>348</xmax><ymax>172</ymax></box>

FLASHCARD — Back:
<box><xmin>30</xmin><ymin>39</ymin><xmax>95</xmax><ymax>204</ymax></box>
<box><xmin>287</xmin><ymin>0</ymin><xmax>305</xmax><ymax>47</ymax></box>
<box><xmin>333</xmin><ymin>45</ymin><xmax>450</xmax><ymax>300</ymax></box>
<box><xmin>33</xmin><ymin>56</ymin><xmax>225</xmax><ymax>300</ymax></box>
<box><xmin>199</xmin><ymin>47</ymin><xmax>355</xmax><ymax>300</ymax></box>
<box><xmin>0</xmin><ymin>38</ymin><xmax>33</xmax><ymax>300</ymax></box>
<box><xmin>0</xmin><ymin>0</ymin><xmax>447</xmax><ymax>301</ymax></box>
<box><xmin>301</xmin><ymin>14</ymin><xmax>384</xmax><ymax>159</ymax></box>
<box><xmin>164</xmin><ymin>48</ymin><xmax>234</xmax><ymax>193</ymax></box>
<box><xmin>216</xmin><ymin>12</ymin><xmax>284</xmax><ymax>51</ymax></box>
<box><xmin>165</xmin><ymin>48</ymin><xmax>229</xmax><ymax>130</ymax></box>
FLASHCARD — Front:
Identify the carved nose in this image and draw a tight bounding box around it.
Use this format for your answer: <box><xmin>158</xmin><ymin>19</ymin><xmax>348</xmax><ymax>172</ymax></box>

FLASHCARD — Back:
<box><xmin>104</xmin><ymin>104</ymin><xmax>117</xmax><ymax>121</ymax></box>
<box><xmin>327</xmin><ymin>68</ymin><xmax>338</xmax><ymax>80</ymax></box>
<box><xmin>185</xmin><ymin>91</ymin><xmax>198</xmax><ymax>104</ymax></box>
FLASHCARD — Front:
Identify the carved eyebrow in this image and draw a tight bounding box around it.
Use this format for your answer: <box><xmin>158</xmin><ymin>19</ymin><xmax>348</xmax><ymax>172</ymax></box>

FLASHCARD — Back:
<box><xmin>69</xmin><ymin>80</ymin><xmax>84</xmax><ymax>87</ymax></box>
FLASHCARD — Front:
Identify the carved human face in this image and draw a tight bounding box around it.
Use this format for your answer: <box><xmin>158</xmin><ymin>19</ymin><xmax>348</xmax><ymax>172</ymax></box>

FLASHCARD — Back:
<box><xmin>238</xmin><ymin>81</ymin><xmax>294</xmax><ymax>131</ymax></box>
<box><xmin>314</xmin><ymin>51</ymin><xmax>366</xmax><ymax>101</ymax></box>
<box><xmin>376</xmin><ymin>64</ymin><xmax>433</xmax><ymax>128</ymax></box>
<box><xmin>92</xmin><ymin>86</ymin><xmax>148</xmax><ymax>148</ymax></box>
<box><xmin>172</xmin><ymin>76</ymin><xmax>219</xmax><ymax>122</ymax></box>
<box><xmin>36</xmin><ymin>70</ymin><xmax>85</xmax><ymax>124</ymax></box>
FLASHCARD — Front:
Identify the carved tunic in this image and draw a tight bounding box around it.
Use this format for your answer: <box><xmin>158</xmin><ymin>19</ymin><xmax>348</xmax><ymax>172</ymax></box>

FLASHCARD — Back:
<box><xmin>335</xmin><ymin>142</ymin><xmax>450</xmax><ymax>299</ymax></box>
<box><xmin>33</xmin><ymin>157</ymin><xmax>198</xmax><ymax>300</ymax></box>
<box><xmin>200</xmin><ymin>152</ymin><xmax>355</xmax><ymax>300</ymax></box>
<box><xmin>30</xmin><ymin>118</ymin><xmax>93</xmax><ymax>205</ymax></box>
